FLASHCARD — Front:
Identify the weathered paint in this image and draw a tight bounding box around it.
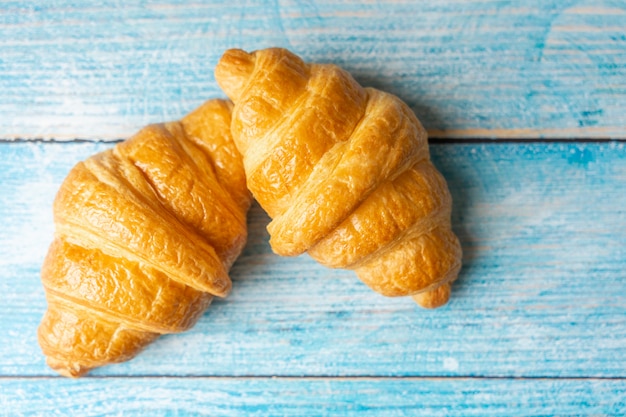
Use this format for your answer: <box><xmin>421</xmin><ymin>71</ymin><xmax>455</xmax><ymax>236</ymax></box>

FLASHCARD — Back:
<box><xmin>1</xmin><ymin>0</ymin><xmax>625</xmax><ymax>140</ymax></box>
<box><xmin>1</xmin><ymin>142</ymin><xmax>625</xmax><ymax>380</ymax></box>
<box><xmin>3</xmin><ymin>1</ymin><xmax>626</xmax><ymax>413</ymax></box>
<box><xmin>1</xmin><ymin>377</ymin><xmax>624</xmax><ymax>416</ymax></box>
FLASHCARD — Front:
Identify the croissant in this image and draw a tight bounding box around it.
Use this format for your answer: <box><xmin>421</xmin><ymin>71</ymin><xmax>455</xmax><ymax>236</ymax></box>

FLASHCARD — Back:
<box><xmin>215</xmin><ymin>48</ymin><xmax>462</xmax><ymax>308</ymax></box>
<box><xmin>38</xmin><ymin>99</ymin><xmax>251</xmax><ymax>377</ymax></box>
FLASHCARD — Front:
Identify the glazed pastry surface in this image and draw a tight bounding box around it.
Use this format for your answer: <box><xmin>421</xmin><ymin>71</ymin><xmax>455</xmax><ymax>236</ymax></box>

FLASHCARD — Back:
<box><xmin>215</xmin><ymin>48</ymin><xmax>462</xmax><ymax>308</ymax></box>
<box><xmin>38</xmin><ymin>99</ymin><xmax>251</xmax><ymax>377</ymax></box>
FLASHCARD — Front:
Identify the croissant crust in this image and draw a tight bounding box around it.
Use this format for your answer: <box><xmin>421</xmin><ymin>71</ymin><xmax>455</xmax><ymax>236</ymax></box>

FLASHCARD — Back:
<box><xmin>38</xmin><ymin>99</ymin><xmax>251</xmax><ymax>376</ymax></box>
<box><xmin>215</xmin><ymin>48</ymin><xmax>462</xmax><ymax>308</ymax></box>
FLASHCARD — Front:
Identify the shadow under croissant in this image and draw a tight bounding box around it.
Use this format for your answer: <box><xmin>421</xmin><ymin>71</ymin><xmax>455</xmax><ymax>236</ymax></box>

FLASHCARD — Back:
<box><xmin>430</xmin><ymin>144</ymin><xmax>477</xmax><ymax>303</ymax></box>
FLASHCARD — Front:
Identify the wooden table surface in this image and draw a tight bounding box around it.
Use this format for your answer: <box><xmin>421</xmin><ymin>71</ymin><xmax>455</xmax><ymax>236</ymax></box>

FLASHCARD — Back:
<box><xmin>2</xmin><ymin>1</ymin><xmax>625</xmax><ymax>415</ymax></box>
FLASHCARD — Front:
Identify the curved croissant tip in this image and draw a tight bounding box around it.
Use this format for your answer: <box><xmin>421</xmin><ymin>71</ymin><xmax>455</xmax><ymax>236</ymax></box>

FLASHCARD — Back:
<box><xmin>46</xmin><ymin>357</ymin><xmax>90</xmax><ymax>378</ymax></box>
<box><xmin>412</xmin><ymin>283</ymin><xmax>451</xmax><ymax>309</ymax></box>
<box><xmin>215</xmin><ymin>49</ymin><xmax>256</xmax><ymax>102</ymax></box>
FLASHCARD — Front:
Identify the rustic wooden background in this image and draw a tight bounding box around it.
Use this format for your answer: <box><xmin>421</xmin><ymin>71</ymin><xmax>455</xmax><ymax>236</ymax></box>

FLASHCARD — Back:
<box><xmin>1</xmin><ymin>1</ymin><xmax>625</xmax><ymax>415</ymax></box>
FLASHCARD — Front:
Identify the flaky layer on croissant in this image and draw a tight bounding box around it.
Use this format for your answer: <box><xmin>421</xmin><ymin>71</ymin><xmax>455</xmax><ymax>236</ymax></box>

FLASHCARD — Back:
<box><xmin>38</xmin><ymin>99</ymin><xmax>251</xmax><ymax>377</ymax></box>
<box><xmin>215</xmin><ymin>48</ymin><xmax>462</xmax><ymax>308</ymax></box>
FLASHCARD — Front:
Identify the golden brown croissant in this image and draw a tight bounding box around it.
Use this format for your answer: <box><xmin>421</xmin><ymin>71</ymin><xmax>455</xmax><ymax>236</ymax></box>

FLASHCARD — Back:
<box><xmin>215</xmin><ymin>48</ymin><xmax>462</xmax><ymax>308</ymax></box>
<box><xmin>38</xmin><ymin>99</ymin><xmax>251</xmax><ymax>377</ymax></box>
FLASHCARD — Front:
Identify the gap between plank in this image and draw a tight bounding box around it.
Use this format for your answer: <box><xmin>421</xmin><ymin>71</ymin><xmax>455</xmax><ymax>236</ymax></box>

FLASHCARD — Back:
<box><xmin>2</xmin><ymin>138</ymin><xmax>626</xmax><ymax>144</ymax></box>
<box><xmin>1</xmin><ymin>375</ymin><xmax>624</xmax><ymax>381</ymax></box>
<box><xmin>430</xmin><ymin>138</ymin><xmax>626</xmax><ymax>144</ymax></box>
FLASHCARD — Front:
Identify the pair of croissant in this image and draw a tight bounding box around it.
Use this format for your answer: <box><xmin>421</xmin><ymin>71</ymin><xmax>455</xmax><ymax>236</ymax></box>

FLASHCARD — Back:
<box><xmin>38</xmin><ymin>48</ymin><xmax>462</xmax><ymax>377</ymax></box>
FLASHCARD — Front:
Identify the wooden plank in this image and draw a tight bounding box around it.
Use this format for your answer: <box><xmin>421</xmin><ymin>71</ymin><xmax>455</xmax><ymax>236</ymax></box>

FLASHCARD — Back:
<box><xmin>1</xmin><ymin>141</ymin><xmax>625</xmax><ymax>378</ymax></box>
<box><xmin>1</xmin><ymin>0</ymin><xmax>625</xmax><ymax>140</ymax></box>
<box><xmin>1</xmin><ymin>377</ymin><xmax>624</xmax><ymax>416</ymax></box>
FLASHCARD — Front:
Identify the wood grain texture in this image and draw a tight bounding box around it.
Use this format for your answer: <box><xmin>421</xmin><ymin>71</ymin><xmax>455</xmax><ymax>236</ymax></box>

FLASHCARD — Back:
<box><xmin>1</xmin><ymin>377</ymin><xmax>624</xmax><ymax>416</ymax></box>
<box><xmin>3</xmin><ymin>1</ymin><xmax>625</xmax><ymax>413</ymax></box>
<box><xmin>1</xmin><ymin>0</ymin><xmax>625</xmax><ymax>140</ymax></box>
<box><xmin>1</xmin><ymin>142</ymin><xmax>625</xmax><ymax>379</ymax></box>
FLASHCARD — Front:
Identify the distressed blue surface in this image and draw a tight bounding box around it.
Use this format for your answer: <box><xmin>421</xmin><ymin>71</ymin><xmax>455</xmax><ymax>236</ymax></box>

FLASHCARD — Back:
<box><xmin>1</xmin><ymin>377</ymin><xmax>625</xmax><ymax>416</ymax></box>
<box><xmin>3</xmin><ymin>0</ymin><xmax>626</xmax><ymax>414</ymax></box>
<box><xmin>1</xmin><ymin>0</ymin><xmax>626</xmax><ymax>139</ymax></box>
<box><xmin>1</xmin><ymin>142</ymin><xmax>625</xmax><ymax>384</ymax></box>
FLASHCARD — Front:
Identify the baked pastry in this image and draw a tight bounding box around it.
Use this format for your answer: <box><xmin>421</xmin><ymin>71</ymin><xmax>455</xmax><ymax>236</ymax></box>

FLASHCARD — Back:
<box><xmin>38</xmin><ymin>99</ymin><xmax>251</xmax><ymax>377</ymax></box>
<box><xmin>215</xmin><ymin>48</ymin><xmax>462</xmax><ymax>308</ymax></box>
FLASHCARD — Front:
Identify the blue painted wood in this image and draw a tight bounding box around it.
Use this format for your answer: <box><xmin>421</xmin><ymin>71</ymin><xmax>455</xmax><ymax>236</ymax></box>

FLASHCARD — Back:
<box><xmin>1</xmin><ymin>0</ymin><xmax>625</xmax><ymax>140</ymax></box>
<box><xmin>3</xmin><ymin>1</ymin><xmax>626</xmax><ymax>413</ymax></box>
<box><xmin>1</xmin><ymin>377</ymin><xmax>624</xmax><ymax>416</ymax></box>
<box><xmin>1</xmin><ymin>142</ymin><xmax>625</xmax><ymax>379</ymax></box>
